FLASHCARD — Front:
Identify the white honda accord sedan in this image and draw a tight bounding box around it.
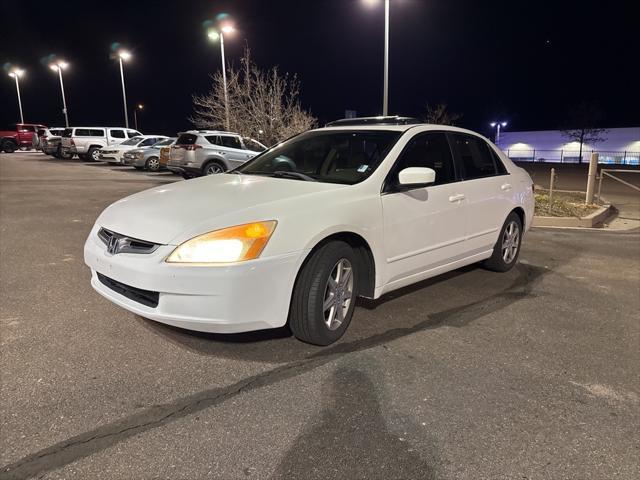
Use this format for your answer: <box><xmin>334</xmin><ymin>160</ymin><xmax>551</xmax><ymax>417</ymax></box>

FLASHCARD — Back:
<box><xmin>84</xmin><ymin>118</ymin><xmax>534</xmax><ymax>345</ymax></box>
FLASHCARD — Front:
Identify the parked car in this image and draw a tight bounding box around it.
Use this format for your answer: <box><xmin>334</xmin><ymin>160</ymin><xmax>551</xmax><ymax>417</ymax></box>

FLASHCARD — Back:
<box><xmin>99</xmin><ymin>135</ymin><xmax>169</xmax><ymax>164</ymax></box>
<box><xmin>0</xmin><ymin>123</ymin><xmax>47</xmax><ymax>152</ymax></box>
<box><xmin>122</xmin><ymin>137</ymin><xmax>176</xmax><ymax>171</ymax></box>
<box><xmin>84</xmin><ymin>118</ymin><xmax>535</xmax><ymax>345</ymax></box>
<box><xmin>37</xmin><ymin>128</ymin><xmax>66</xmax><ymax>157</ymax></box>
<box><xmin>167</xmin><ymin>130</ymin><xmax>266</xmax><ymax>178</ymax></box>
<box><xmin>61</xmin><ymin>127</ymin><xmax>142</xmax><ymax>161</ymax></box>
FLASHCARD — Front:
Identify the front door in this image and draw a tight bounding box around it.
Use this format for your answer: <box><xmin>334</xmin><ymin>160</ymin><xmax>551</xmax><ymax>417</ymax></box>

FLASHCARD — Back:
<box><xmin>381</xmin><ymin>131</ymin><xmax>467</xmax><ymax>288</ymax></box>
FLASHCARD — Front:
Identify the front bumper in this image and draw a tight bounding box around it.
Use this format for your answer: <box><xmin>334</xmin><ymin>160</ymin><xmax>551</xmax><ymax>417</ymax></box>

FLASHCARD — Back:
<box><xmin>84</xmin><ymin>226</ymin><xmax>306</xmax><ymax>333</ymax></box>
<box><xmin>99</xmin><ymin>152</ymin><xmax>123</xmax><ymax>163</ymax></box>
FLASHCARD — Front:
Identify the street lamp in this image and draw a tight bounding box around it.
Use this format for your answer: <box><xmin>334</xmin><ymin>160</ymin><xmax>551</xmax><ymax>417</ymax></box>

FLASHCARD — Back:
<box><xmin>8</xmin><ymin>68</ymin><xmax>25</xmax><ymax>123</ymax></box>
<box><xmin>134</xmin><ymin>104</ymin><xmax>143</xmax><ymax>131</ymax></box>
<box><xmin>363</xmin><ymin>0</ymin><xmax>391</xmax><ymax>116</ymax></box>
<box><xmin>490</xmin><ymin>121</ymin><xmax>508</xmax><ymax>144</ymax></box>
<box><xmin>112</xmin><ymin>49</ymin><xmax>132</xmax><ymax>128</ymax></box>
<box><xmin>207</xmin><ymin>23</ymin><xmax>234</xmax><ymax>130</ymax></box>
<box><xmin>49</xmin><ymin>61</ymin><xmax>69</xmax><ymax>127</ymax></box>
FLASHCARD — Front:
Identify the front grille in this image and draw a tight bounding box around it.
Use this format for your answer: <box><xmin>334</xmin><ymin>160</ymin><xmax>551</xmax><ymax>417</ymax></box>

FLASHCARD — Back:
<box><xmin>97</xmin><ymin>273</ymin><xmax>159</xmax><ymax>308</ymax></box>
<box><xmin>98</xmin><ymin>228</ymin><xmax>160</xmax><ymax>254</ymax></box>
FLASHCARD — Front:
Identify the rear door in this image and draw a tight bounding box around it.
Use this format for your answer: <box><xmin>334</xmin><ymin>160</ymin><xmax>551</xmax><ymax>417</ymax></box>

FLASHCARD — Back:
<box><xmin>219</xmin><ymin>135</ymin><xmax>251</xmax><ymax>167</ymax></box>
<box><xmin>448</xmin><ymin>133</ymin><xmax>512</xmax><ymax>255</ymax></box>
<box><xmin>381</xmin><ymin>131</ymin><xmax>467</xmax><ymax>287</ymax></box>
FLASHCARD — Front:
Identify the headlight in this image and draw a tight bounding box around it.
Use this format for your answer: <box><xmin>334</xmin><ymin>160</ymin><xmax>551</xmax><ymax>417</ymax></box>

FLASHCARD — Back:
<box><xmin>135</xmin><ymin>152</ymin><xmax>144</xmax><ymax>159</ymax></box>
<box><xmin>166</xmin><ymin>221</ymin><xmax>277</xmax><ymax>264</ymax></box>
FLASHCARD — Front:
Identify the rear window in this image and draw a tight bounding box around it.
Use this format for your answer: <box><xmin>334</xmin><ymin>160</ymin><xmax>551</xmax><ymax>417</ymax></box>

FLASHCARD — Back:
<box><xmin>451</xmin><ymin>134</ymin><xmax>501</xmax><ymax>180</ymax></box>
<box><xmin>219</xmin><ymin>136</ymin><xmax>242</xmax><ymax>149</ymax></box>
<box><xmin>110</xmin><ymin>129</ymin><xmax>125</xmax><ymax>138</ymax></box>
<box><xmin>176</xmin><ymin>134</ymin><xmax>197</xmax><ymax>145</ymax></box>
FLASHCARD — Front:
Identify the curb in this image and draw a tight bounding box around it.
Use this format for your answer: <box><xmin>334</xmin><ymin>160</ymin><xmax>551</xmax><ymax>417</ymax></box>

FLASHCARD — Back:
<box><xmin>533</xmin><ymin>205</ymin><xmax>612</xmax><ymax>228</ymax></box>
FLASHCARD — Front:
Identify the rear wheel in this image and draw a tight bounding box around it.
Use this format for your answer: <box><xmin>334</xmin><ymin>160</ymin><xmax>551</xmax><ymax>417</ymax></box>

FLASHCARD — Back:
<box><xmin>146</xmin><ymin>156</ymin><xmax>160</xmax><ymax>172</ymax></box>
<box><xmin>203</xmin><ymin>160</ymin><xmax>226</xmax><ymax>175</ymax></box>
<box><xmin>483</xmin><ymin>212</ymin><xmax>522</xmax><ymax>272</ymax></box>
<box><xmin>88</xmin><ymin>147</ymin><xmax>100</xmax><ymax>162</ymax></box>
<box><xmin>2</xmin><ymin>140</ymin><xmax>17</xmax><ymax>153</ymax></box>
<box><xmin>289</xmin><ymin>241</ymin><xmax>359</xmax><ymax>346</ymax></box>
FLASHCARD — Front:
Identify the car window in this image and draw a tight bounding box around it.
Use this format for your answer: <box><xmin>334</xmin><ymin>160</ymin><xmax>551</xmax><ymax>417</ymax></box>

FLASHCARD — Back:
<box><xmin>75</xmin><ymin>129</ymin><xmax>92</xmax><ymax>137</ymax></box>
<box><xmin>19</xmin><ymin>125</ymin><xmax>35</xmax><ymax>132</ymax></box>
<box><xmin>450</xmin><ymin>134</ymin><xmax>500</xmax><ymax>180</ymax></box>
<box><xmin>488</xmin><ymin>147</ymin><xmax>508</xmax><ymax>175</ymax></box>
<box><xmin>110</xmin><ymin>129</ymin><xmax>125</xmax><ymax>138</ymax></box>
<box><xmin>63</xmin><ymin>128</ymin><xmax>73</xmax><ymax>137</ymax></box>
<box><xmin>89</xmin><ymin>129</ymin><xmax>105</xmax><ymax>137</ymax></box>
<box><xmin>388</xmin><ymin>132</ymin><xmax>456</xmax><ymax>188</ymax></box>
<box><xmin>176</xmin><ymin>133</ymin><xmax>197</xmax><ymax>145</ymax></box>
<box><xmin>237</xmin><ymin>130</ymin><xmax>402</xmax><ymax>185</ymax></box>
<box><xmin>127</xmin><ymin>130</ymin><xmax>142</xmax><ymax>138</ymax></box>
<box><xmin>242</xmin><ymin>137</ymin><xmax>267</xmax><ymax>152</ymax></box>
<box><xmin>140</xmin><ymin>138</ymin><xmax>158</xmax><ymax>147</ymax></box>
<box><xmin>219</xmin><ymin>136</ymin><xmax>242</xmax><ymax>149</ymax></box>
<box><xmin>204</xmin><ymin>135</ymin><xmax>221</xmax><ymax>146</ymax></box>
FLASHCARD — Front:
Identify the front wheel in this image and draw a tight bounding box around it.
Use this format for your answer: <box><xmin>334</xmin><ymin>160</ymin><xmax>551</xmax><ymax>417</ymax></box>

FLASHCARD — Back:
<box><xmin>88</xmin><ymin>147</ymin><xmax>101</xmax><ymax>162</ymax></box>
<box><xmin>483</xmin><ymin>212</ymin><xmax>523</xmax><ymax>272</ymax></box>
<box><xmin>289</xmin><ymin>241</ymin><xmax>359</xmax><ymax>345</ymax></box>
<box><xmin>146</xmin><ymin>156</ymin><xmax>160</xmax><ymax>172</ymax></box>
<box><xmin>2</xmin><ymin>140</ymin><xmax>17</xmax><ymax>153</ymax></box>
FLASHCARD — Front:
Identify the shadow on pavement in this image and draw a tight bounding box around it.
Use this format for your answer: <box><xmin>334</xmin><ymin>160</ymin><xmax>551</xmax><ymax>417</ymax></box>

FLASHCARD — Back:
<box><xmin>270</xmin><ymin>364</ymin><xmax>437</xmax><ymax>480</ymax></box>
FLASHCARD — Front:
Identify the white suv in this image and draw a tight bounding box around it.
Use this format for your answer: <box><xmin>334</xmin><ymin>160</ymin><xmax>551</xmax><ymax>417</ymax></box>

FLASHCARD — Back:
<box><xmin>167</xmin><ymin>130</ymin><xmax>266</xmax><ymax>178</ymax></box>
<box><xmin>61</xmin><ymin>127</ymin><xmax>141</xmax><ymax>161</ymax></box>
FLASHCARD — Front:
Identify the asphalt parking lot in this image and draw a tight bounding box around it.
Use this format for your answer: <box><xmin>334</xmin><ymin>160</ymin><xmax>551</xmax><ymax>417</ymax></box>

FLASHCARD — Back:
<box><xmin>1</xmin><ymin>152</ymin><xmax>639</xmax><ymax>479</ymax></box>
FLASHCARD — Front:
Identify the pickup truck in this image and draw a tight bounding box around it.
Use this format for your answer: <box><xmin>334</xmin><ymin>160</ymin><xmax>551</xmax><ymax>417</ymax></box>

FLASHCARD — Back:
<box><xmin>0</xmin><ymin>123</ymin><xmax>47</xmax><ymax>152</ymax></box>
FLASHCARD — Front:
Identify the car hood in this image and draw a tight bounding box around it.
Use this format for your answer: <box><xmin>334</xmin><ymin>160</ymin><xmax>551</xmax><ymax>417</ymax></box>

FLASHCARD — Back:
<box><xmin>97</xmin><ymin>174</ymin><xmax>344</xmax><ymax>245</ymax></box>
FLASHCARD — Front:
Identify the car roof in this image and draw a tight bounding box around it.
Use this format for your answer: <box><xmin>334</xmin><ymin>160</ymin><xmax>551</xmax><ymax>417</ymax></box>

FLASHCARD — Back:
<box><xmin>318</xmin><ymin>123</ymin><xmax>491</xmax><ymax>138</ymax></box>
<box><xmin>179</xmin><ymin>130</ymin><xmax>240</xmax><ymax>136</ymax></box>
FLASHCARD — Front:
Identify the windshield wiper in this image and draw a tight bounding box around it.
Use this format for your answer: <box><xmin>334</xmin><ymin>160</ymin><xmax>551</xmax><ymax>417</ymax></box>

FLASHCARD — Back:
<box><xmin>271</xmin><ymin>171</ymin><xmax>317</xmax><ymax>182</ymax></box>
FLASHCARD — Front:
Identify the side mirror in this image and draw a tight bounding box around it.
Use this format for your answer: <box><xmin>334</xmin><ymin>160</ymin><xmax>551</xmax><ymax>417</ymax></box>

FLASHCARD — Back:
<box><xmin>397</xmin><ymin>167</ymin><xmax>436</xmax><ymax>189</ymax></box>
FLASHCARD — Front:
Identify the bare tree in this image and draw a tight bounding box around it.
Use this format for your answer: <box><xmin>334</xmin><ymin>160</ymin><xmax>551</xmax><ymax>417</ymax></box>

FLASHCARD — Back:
<box><xmin>561</xmin><ymin>102</ymin><xmax>608</xmax><ymax>164</ymax></box>
<box><xmin>424</xmin><ymin>103</ymin><xmax>462</xmax><ymax>126</ymax></box>
<box><xmin>190</xmin><ymin>47</ymin><xmax>317</xmax><ymax>146</ymax></box>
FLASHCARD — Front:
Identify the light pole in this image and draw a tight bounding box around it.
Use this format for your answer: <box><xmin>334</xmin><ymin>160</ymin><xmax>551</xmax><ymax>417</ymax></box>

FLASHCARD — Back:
<box><xmin>490</xmin><ymin>121</ymin><xmax>508</xmax><ymax>145</ymax></box>
<box><xmin>364</xmin><ymin>0</ymin><xmax>391</xmax><ymax>116</ymax></box>
<box><xmin>134</xmin><ymin>104</ymin><xmax>143</xmax><ymax>131</ymax></box>
<box><xmin>49</xmin><ymin>61</ymin><xmax>69</xmax><ymax>127</ymax></box>
<box><xmin>207</xmin><ymin>24</ymin><xmax>234</xmax><ymax>131</ymax></box>
<box><xmin>8</xmin><ymin>68</ymin><xmax>25</xmax><ymax>123</ymax></box>
<box><xmin>114</xmin><ymin>49</ymin><xmax>131</xmax><ymax>128</ymax></box>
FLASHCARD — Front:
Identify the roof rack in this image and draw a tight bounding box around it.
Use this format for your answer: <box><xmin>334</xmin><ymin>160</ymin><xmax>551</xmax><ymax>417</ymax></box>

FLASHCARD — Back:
<box><xmin>325</xmin><ymin>116</ymin><xmax>422</xmax><ymax>127</ymax></box>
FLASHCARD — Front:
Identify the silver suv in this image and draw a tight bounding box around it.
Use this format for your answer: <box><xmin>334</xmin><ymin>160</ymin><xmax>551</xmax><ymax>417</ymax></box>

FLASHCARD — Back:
<box><xmin>167</xmin><ymin>130</ymin><xmax>266</xmax><ymax>178</ymax></box>
<box><xmin>61</xmin><ymin>127</ymin><xmax>141</xmax><ymax>161</ymax></box>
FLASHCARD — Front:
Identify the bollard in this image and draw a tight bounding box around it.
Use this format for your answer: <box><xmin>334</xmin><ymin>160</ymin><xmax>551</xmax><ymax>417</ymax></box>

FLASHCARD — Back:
<box><xmin>549</xmin><ymin>168</ymin><xmax>556</xmax><ymax>206</ymax></box>
<box><xmin>586</xmin><ymin>153</ymin><xmax>599</xmax><ymax>204</ymax></box>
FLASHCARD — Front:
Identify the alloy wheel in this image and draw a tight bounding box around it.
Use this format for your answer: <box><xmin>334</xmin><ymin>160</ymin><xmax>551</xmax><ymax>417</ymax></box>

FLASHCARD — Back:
<box><xmin>206</xmin><ymin>163</ymin><xmax>224</xmax><ymax>175</ymax></box>
<box><xmin>148</xmin><ymin>158</ymin><xmax>160</xmax><ymax>171</ymax></box>
<box><xmin>322</xmin><ymin>258</ymin><xmax>354</xmax><ymax>331</ymax></box>
<box><xmin>501</xmin><ymin>220</ymin><xmax>520</xmax><ymax>263</ymax></box>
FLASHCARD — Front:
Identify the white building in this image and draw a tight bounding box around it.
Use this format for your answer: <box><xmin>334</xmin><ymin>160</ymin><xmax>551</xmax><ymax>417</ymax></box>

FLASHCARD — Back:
<box><xmin>497</xmin><ymin>127</ymin><xmax>640</xmax><ymax>165</ymax></box>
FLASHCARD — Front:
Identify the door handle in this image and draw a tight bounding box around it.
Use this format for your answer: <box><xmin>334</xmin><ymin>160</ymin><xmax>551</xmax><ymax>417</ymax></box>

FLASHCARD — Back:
<box><xmin>501</xmin><ymin>183</ymin><xmax>512</xmax><ymax>191</ymax></box>
<box><xmin>448</xmin><ymin>194</ymin><xmax>465</xmax><ymax>203</ymax></box>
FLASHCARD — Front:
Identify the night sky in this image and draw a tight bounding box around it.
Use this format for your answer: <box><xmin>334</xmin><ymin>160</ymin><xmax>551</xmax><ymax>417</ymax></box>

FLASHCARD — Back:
<box><xmin>1</xmin><ymin>0</ymin><xmax>637</xmax><ymax>138</ymax></box>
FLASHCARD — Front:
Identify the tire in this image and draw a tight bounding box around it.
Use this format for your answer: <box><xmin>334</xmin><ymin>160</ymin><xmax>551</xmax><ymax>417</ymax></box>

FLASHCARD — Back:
<box><xmin>87</xmin><ymin>147</ymin><xmax>101</xmax><ymax>162</ymax></box>
<box><xmin>483</xmin><ymin>212</ymin><xmax>523</xmax><ymax>272</ymax></box>
<box><xmin>133</xmin><ymin>166</ymin><xmax>144</xmax><ymax>170</ymax></box>
<box><xmin>202</xmin><ymin>160</ymin><xmax>226</xmax><ymax>175</ymax></box>
<box><xmin>145</xmin><ymin>156</ymin><xmax>160</xmax><ymax>172</ymax></box>
<box><xmin>78</xmin><ymin>154</ymin><xmax>89</xmax><ymax>161</ymax></box>
<box><xmin>2</xmin><ymin>140</ymin><xmax>17</xmax><ymax>153</ymax></box>
<box><xmin>289</xmin><ymin>241</ymin><xmax>359</xmax><ymax>346</ymax></box>
<box><xmin>59</xmin><ymin>148</ymin><xmax>73</xmax><ymax>160</ymax></box>
<box><xmin>181</xmin><ymin>173</ymin><xmax>193</xmax><ymax>180</ymax></box>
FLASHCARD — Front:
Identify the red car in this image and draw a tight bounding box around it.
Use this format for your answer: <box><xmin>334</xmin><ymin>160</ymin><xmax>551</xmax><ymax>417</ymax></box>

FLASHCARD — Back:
<box><xmin>0</xmin><ymin>123</ymin><xmax>47</xmax><ymax>152</ymax></box>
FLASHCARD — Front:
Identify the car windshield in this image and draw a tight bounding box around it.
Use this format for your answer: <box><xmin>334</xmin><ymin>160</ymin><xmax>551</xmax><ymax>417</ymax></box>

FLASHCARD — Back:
<box><xmin>121</xmin><ymin>136</ymin><xmax>143</xmax><ymax>146</ymax></box>
<box><xmin>152</xmin><ymin>138</ymin><xmax>174</xmax><ymax>147</ymax></box>
<box><xmin>236</xmin><ymin>130</ymin><xmax>402</xmax><ymax>185</ymax></box>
